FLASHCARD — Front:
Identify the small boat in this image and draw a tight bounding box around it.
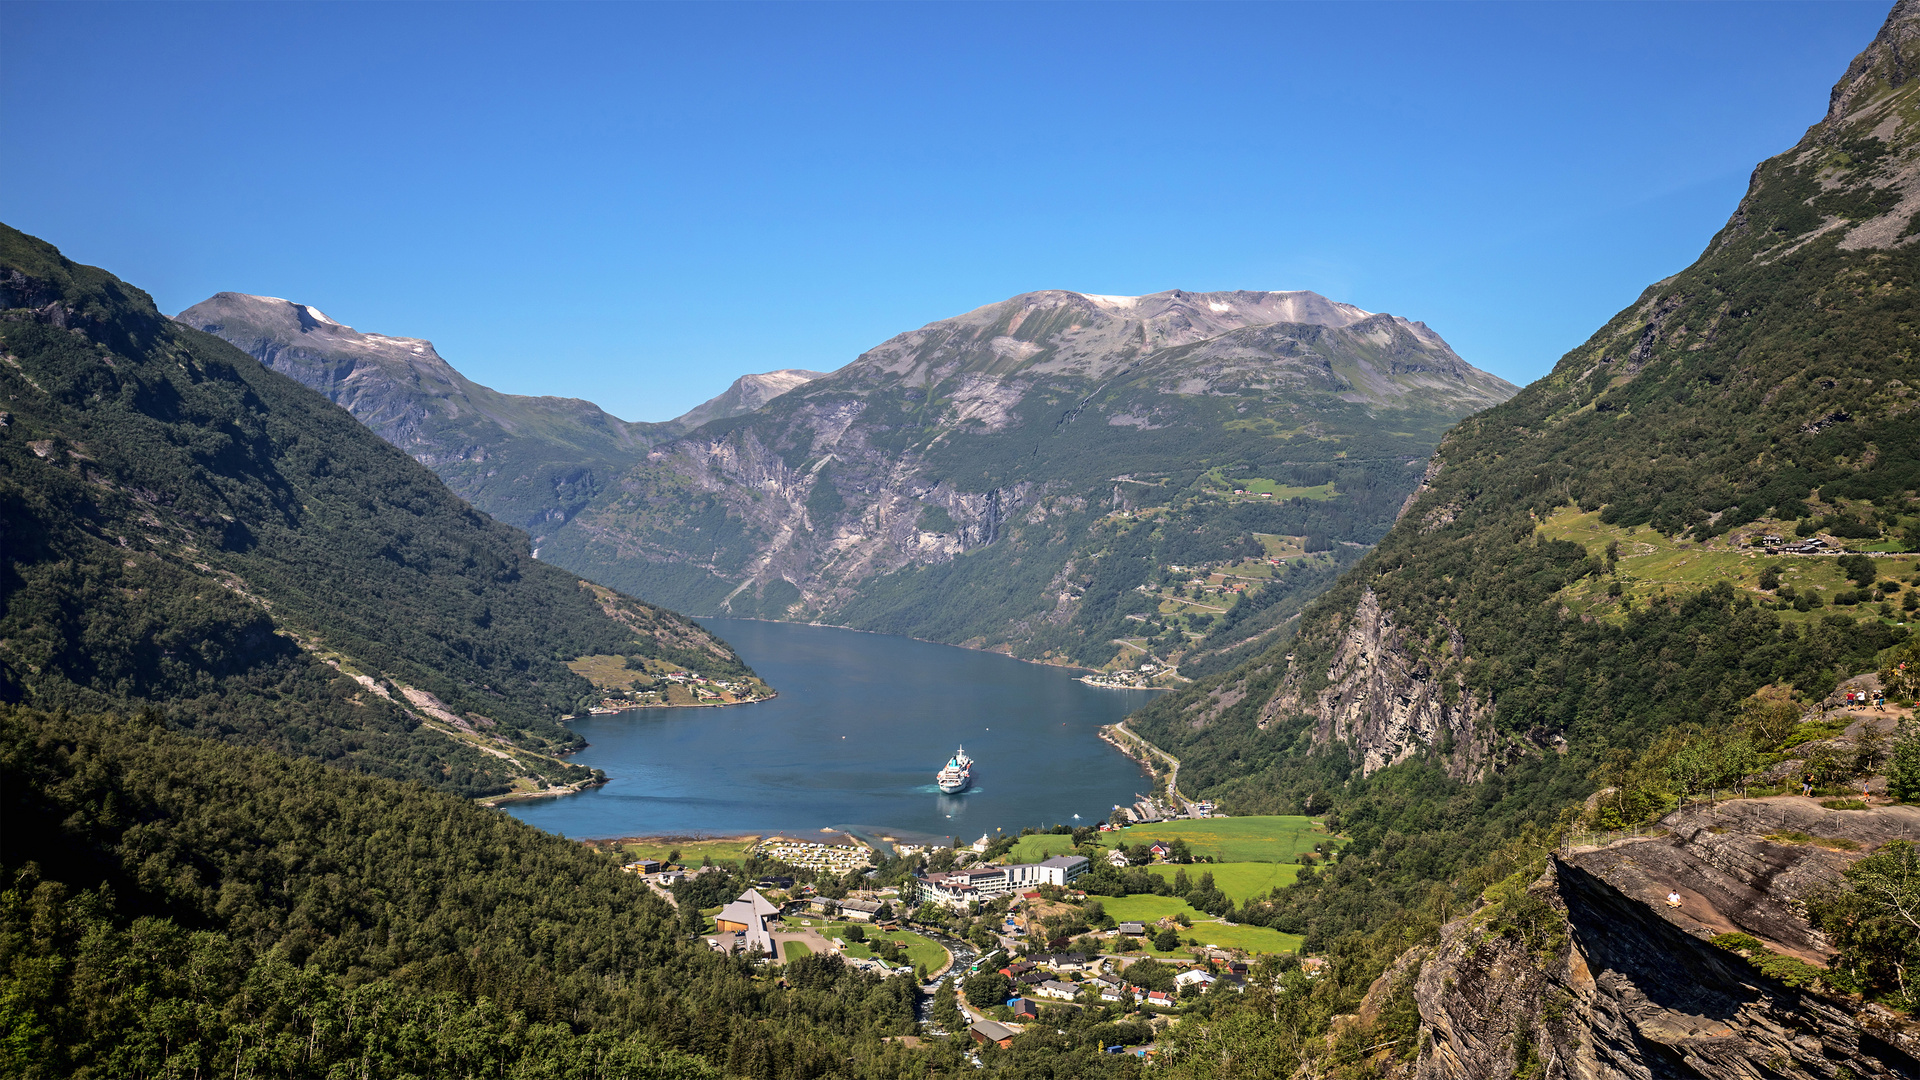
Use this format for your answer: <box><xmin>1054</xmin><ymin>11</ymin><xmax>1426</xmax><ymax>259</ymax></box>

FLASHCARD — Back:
<box><xmin>936</xmin><ymin>745</ymin><xmax>973</xmax><ymax>794</ymax></box>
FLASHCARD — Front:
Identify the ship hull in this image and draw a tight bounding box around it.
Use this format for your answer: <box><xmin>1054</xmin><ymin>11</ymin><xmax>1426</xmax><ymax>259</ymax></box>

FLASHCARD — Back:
<box><xmin>936</xmin><ymin>776</ymin><xmax>970</xmax><ymax>794</ymax></box>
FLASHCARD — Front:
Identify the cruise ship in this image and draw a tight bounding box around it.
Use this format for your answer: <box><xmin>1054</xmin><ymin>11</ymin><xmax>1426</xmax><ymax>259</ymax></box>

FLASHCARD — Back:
<box><xmin>935</xmin><ymin>746</ymin><xmax>973</xmax><ymax>794</ymax></box>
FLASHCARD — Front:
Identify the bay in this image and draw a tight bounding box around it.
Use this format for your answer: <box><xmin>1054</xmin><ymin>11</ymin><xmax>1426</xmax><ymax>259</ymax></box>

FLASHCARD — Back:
<box><xmin>504</xmin><ymin>618</ymin><xmax>1159</xmax><ymax>846</ymax></box>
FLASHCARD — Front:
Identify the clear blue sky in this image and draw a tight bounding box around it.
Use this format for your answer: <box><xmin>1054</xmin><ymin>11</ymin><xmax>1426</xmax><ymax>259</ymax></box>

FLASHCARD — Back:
<box><xmin>3</xmin><ymin>1</ymin><xmax>1891</xmax><ymax>421</ymax></box>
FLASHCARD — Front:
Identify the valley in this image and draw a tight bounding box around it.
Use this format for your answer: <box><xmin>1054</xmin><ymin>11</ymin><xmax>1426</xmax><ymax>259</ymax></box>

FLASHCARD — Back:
<box><xmin>10</xmin><ymin>3</ymin><xmax>1920</xmax><ymax>1078</ymax></box>
<box><xmin>187</xmin><ymin>287</ymin><xmax>1514</xmax><ymax>674</ymax></box>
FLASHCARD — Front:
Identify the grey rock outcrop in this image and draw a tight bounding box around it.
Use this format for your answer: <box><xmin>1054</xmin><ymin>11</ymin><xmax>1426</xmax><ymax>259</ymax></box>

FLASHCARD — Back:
<box><xmin>1264</xmin><ymin>588</ymin><xmax>1493</xmax><ymax>778</ymax></box>
<box><xmin>1392</xmin><ymin>799</ymin><xmax>1920</xmax><ymax>1079</ymax></box>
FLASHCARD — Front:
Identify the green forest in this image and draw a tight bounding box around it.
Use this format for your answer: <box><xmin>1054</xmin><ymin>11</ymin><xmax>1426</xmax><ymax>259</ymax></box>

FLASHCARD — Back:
<box><xmin>0</xmin><ymin>705</ymin><xmax>925</xmax><ymax>1079</ymax></box>
<box><xmin>1113</xmin><ymin>20</ymin><xmax>1920</xmax><ymax>1057</ymax></box>
<box><xmin>0</xmin><ymin>224</ymin><xmax>762</xmax><ymax>798</ymax></box>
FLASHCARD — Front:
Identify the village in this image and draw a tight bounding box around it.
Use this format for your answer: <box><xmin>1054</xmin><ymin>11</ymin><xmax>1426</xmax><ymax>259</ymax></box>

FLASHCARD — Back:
<box><xmin>600</xmin><ymin>811</ymin><xmax>1344</xmax><ymax>1061</ymax></box>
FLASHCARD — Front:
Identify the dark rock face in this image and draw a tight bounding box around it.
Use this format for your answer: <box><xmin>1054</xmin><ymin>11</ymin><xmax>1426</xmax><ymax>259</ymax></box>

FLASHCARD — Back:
<box><xmin>1400</xmin><ymin>800</ymin><xmax>1920</xmax><ymax>1079</ymax></box>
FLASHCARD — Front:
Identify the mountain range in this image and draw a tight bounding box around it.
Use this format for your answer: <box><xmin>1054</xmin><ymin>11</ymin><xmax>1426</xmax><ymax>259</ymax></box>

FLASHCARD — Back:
<box><xmin>9</xmin><ymin>3</ymin><xmax>1920</xmax><ymax>1076</ymax></box>
<box><xmin>175</xmin><ymin>292</ymin><xmax>828</xmax><ymax>533</ymax></box>
<box><xmin>1</xmin><ymin>229</ymin><xmax>767</xmax><ymax>800</ymax></box>
<box><xmin>186</xmin><ymin>286</ymin><xmax>1515</xmax><ymax>672</ymax></box>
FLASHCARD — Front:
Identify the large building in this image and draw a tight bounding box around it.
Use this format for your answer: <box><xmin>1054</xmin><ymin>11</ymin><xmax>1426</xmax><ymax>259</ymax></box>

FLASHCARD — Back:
<box><xmin>915</xmin><ymin>855</ymin><xmax>1089</xmax><ymax>909</ymax></box>
<box><xmin>709</xmin><ymin>888</ymin><xmax>781</xmax><ymax>958</ymax></box>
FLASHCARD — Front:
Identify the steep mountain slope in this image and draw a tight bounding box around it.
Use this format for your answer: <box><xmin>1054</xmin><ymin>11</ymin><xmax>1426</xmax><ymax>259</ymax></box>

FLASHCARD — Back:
<box><xmin>667</xmin><ymin>367</ymin><xmax>829</xmax><ymax>432</ymax></box>
<box><xmin>2</xmin><ymin>227</ymin><xmax>766</xmax><ymax>798</ymax></box>
<box><xmin>541</xmin><ymin>288</ymin><xmax>1516</xmax><ymax>667</ymax></box>
<box><xmin>1136</xmin><ymin>0</ymin><xmax>1920</xmax><ymax>805</ymax></box>
<box><xmin>175</xmin><ymin>292</ymin><xmax>663</xmax><ymax>532</ymax></box>
<box><xmin>0</xmin><ymin>705</ymin><xmax>924</xmax><ymax>1079</ymax></box>
<box><xmin>1112</xmin><ymin>6</ymin><xmax>1920</xmax><ymax>1074</ymax></box>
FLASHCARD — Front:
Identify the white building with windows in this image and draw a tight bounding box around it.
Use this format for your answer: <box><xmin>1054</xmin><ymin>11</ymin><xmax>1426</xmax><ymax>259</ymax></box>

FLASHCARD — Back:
<box><xmin>914</xmin><ymin>855</ymin><xmax>1089</xmax><ymax>909</ymax></box>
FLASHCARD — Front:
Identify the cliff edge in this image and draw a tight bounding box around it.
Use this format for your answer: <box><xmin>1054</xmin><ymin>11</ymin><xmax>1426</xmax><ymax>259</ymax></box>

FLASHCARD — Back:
<box><xmin>1373</xmin><ymin>798</ymin><xmax>1920</xmax><ymax>1079</ymax></box>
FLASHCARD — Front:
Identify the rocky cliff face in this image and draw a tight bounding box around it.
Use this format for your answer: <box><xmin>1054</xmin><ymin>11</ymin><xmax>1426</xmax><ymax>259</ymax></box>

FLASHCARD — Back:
<box><xmin>174</xmin><ymin>293</ymin><xmax>663</xmax><ymax>532</ymax></box>
<box><xmin>1389</xmin><ymin>798</ymin><xmax>1920</xmax><ymax>1079</ymax></box>
<box><xmin>540</xmin><ymin>288</ymin><xmax>1514</xmax><ymax>662</ymax></box>
<box><xmin>1261</xmin><ymin>588</ymin><xmax>1496</xmax><ymax>778</ymax></box>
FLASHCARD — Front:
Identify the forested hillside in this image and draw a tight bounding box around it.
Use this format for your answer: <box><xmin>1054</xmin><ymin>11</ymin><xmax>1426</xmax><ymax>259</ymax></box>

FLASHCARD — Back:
<box><xmin>1136</xmin><ymin>0</ymin><xmax>1920</xmax><ymax>877</ymax></box>
<box><xmin>1114</xmin><ymin>2</ymin><xmax>1920</xmax><ymax>1068</ymax></box>
<box><xmin>0</xmin><ymin>226</ymin><xmax>765</xmax><ymax>798</ymax></box>
<box><xmin>0</xmin><ymin>705</ymin><xmax>922</xmax><ymax>1079</ymax></box>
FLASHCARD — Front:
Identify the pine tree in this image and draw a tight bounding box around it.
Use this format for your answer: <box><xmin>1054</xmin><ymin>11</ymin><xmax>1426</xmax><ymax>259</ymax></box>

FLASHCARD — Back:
<box><xmin>1888</xmin><ymin>718</ymin><xmax>1920</xmax><ymax>802</ymax></box>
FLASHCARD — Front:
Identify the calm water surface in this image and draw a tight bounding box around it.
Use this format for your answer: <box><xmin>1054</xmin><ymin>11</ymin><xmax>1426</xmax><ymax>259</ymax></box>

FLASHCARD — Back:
<box><xmin>505</xmin><ymin>619</ymin><xmax>1158</xmax><ymax>845</ymax></box>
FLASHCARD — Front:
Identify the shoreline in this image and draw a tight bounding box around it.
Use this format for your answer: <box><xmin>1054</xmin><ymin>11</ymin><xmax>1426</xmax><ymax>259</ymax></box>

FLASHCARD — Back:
<box><xmin>565</xmin><ymin>689</ymin><xmax>778</xmax><ymax>720</ymax></box>
<box><xmin>693</xmin><ymin>615</ymin><xmax>1104</xmax><ymax>675</ymax></box>
<box><xmin>1099</xmin><ymin>723</ymin><xmax>1178</xmax><ymax>794</ymax></box>
<box><xmin>1078</xmin><ymin>673</ymin><xmax>1175</xmax><ymax>691</ymax></box>
<box><xmin>476</xmin><ymin>775</ymin><xmax>609</xmax><ymax>808</ymax></box>
<box><xmin>589</xmin><ymin>832</ymin><xmax>764</xmax><ymax>846</ymax></box>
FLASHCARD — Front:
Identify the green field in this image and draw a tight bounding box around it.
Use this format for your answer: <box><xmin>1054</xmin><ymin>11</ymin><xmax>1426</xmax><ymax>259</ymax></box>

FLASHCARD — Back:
<box><xmin>1106</xmin><ymin>817</ymin><xmax>1329</xmax><ymax>862</ymax></box>
<box><xmin>1182</xmin><ymin>923</ymin><xmax>1303</xmax><ymax>955</ymax></box>
<box><xmin>1009</xmin><ymin>816</ymin><xmax>1331</xmax><ymax>865</ymax></box>
<box><xmin>788</xmin><ymin>921</ymin><xmax>949</xmax><ymax>972</ymax></box>
<box><xmin>1100</xmin><ymin>894</ymin><xmax>1197</xmax><ymax>923</ymax></box>
<box><xmin>1100</xmin><ymin>895</ymin><xmax>1301</xmax><ymax>955</ymax></box>
<box><xmin>609</xmin><ymin>836</ymin><xmax>757</xmax><ymax>867</ymax></box>
<box><xmin>1143</xmin><ymin>862</ymin><xmax>1299</xmax><ymax>901</ymax></box>
<box><xmin>780</xmin><ymin>940</ymin><xmax>813</xmax><ymax>961</ymax></box>
<box><xmin>1538</xmin><ymin>507</ymin><xmax>1919</xmax><ymax>627</ymax></box>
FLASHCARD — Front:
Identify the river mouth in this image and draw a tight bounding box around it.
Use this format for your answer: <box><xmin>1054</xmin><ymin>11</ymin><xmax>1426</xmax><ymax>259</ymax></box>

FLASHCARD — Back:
<box><xmin>505</xmin><ymin>618</ymin><xmax>1157</xmax><ymax>842</ymax></box>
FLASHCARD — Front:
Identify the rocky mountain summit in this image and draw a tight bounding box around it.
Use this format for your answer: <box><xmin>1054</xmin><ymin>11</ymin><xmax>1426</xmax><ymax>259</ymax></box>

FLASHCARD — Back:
<box><xmin>185</xmin><ymin>284</ymin><xmax>1513</xmax><ymax>667</ymax></box>
<box><xmin>666</xmin><ymin>368</ymin><xmax>828</xmax><ymax>433</ymax></box>
<box><xmin>539</xmin><ymin>288</ymin><xmax>1514</xmax><ymax>664</ymax></box>
<box><xmin>175</xmin><ymin>294</ymin><xmax>828</xmax><ymax>532</ymax></box>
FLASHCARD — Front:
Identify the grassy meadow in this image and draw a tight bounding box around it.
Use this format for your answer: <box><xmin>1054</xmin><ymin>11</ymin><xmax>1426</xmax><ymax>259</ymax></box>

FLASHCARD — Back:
<box><xmin>606</xmin><ymin>836</ymin><xmax>758</xmax><ymax>867</ymax></box>
<box><xmin>1008</xmin><ymin>815</ymin><xmax>1332</xmax><ymax>864</ymax></box>
<box><xmin>1143</xmin><ymin>861</ymin><xmax>1299</xmax><ymax>901</ymax></box>
<box><xmin>1099</xmin><ymin>894</ymin><xmax>1303</xmax><ymax>956</ymax></box>
<box><xmin>1537</xmin><ymin>507</ymin><xmax>1918</xmax><ymax>626</ymax></box>
<box><xmin>783</xmin><ymin>920</ymin><xmax>948</xmax><ymax>972</ymax></box>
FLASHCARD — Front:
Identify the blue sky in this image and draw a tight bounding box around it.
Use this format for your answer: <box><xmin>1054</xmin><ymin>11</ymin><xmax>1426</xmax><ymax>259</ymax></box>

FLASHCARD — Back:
<box><xmin>3</xmin><ymin>1</ymin><xmax>1891</xmax><ymax>421</ymax></box>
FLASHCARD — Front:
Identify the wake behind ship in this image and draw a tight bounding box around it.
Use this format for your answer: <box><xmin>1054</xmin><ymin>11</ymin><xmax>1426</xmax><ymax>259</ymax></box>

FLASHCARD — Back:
<box><xmin>936</xmin><ymin>746</ymin><xmax>973</xmax><ymax>794</ymax></box>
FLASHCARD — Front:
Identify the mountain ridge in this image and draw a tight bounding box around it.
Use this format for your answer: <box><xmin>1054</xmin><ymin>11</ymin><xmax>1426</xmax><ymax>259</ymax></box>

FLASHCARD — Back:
<box><xmin>537</xmin><ymin>287</ymin><xmax>1515</xmax><ymax>669</ymax></box>
<box><xmin>188</xmin><ymin>282</ymin><xmax>1515</xmax><ymax>672</ymax></box>
<box><xmin>3</xmin><ymin>228</ymin><xmax>768</xmax><ymax>799</ymax></box>
<box><xmin>1120</xmin><ymin>5</ymin><xmax>1920</xmax><ymax>1072</ymax></box>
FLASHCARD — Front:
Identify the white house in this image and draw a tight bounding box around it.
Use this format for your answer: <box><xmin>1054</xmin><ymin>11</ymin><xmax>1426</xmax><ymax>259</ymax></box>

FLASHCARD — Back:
<box><xmin>915</xmin><ymin>855</ymin><xmax>1090</xmax><ymax>910</ymax></box>
<box><xmin>1036</xmin><ymin>980</ymin><xmax>1080</xmax><ymax>1001</ymax></box>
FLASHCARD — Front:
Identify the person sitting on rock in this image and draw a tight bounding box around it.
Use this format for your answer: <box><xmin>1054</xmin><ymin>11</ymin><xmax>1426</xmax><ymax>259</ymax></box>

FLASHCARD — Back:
<box><xmin>1666</xmin><ymin>890</ymin><xmax>1682</xmax><ymax>908</ymax></box>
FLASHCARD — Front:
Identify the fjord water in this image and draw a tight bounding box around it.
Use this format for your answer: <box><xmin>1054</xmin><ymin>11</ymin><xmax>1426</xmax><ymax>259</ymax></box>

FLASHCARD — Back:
<box><xmin>505</xmin><ymin>618</ymin><xmax>1158</xmax><ymax>844</ymax></box>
